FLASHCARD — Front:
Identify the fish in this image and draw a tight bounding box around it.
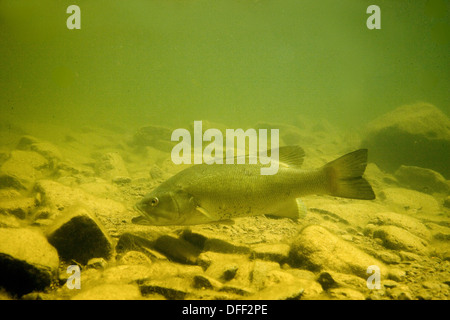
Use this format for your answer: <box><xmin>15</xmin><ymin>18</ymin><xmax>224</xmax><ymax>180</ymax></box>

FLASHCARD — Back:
<box><xmin>133</xmin><ymin>146</ymin><xmax>375</xmax><ymax>226</ymax></box>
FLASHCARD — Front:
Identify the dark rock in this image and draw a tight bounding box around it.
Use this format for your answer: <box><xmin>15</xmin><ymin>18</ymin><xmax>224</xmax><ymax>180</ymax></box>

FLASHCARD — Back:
<box><xmin>0</xmin><ymin>228</ymin><xmax>59</xmax><ymax>296</ymax></box>
<box><xmin>138</xmin><ymin>277</ymin><xmax>190</xmax><ymax>299</ymax></box>
<box><xmin>444</xmin><ymin>196</ymin><xmax>450</xmax><ymax>208</ymax></box>
<box><xmin>192</xmin><ymin>274</ymin><xmax>223</xmax><ymax>290</ymax></box>
<box><xmin>154</xmin><ymin>235</ymin><xmax>202</xmax><ymax>265</ymax></box>
<box><xmin>131</xmin><ymin>125</ymin><xmax>175</xmax><ymax>152</ymax></box>
<box><xmin>361</xmin><ymin>103</ymin><xmax>450</xmax><ymax>178</ymax></box>
<box><xmin>45</xmin><ymin>206</ymin><xmax>113</xmax><ymax>264</ymax></box>
<box><xmin>250</xmin><ymin>243</ymin><xmax>290</xmax><ymax>264</ymax></box>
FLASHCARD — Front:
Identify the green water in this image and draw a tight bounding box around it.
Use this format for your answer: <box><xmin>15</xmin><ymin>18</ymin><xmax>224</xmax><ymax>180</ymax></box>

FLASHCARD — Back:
<box><xmin>1</xmin><ymin>0</ymin><xmax>448</xmax><ymax>131</ymax></box>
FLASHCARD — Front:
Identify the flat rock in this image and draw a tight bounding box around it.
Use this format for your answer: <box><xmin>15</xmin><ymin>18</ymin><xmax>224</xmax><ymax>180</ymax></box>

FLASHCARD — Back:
<box><xmin>368</xmin><ymin>211</ymin><xmax>431</xmax><ymax>240</ymax></box>
<box><xmin>361</xmin><ymin>102</ymin><xmax>450</xmax><ymax>178</ymax></box>
<box><xmin>373</xmin><ymin>225</ymin><xmax>429</xmax><ymax>255</ymax></box>
<box><xmin>0</xmin><ymin>228</ymin><xmax>59</xmax><ymax>296</ymax></box>
<box><xmin>250</xmin><ymin>243</ymin><xmax>290</xmax><ymax>263</ymax></box>
<box><xmin>395</xmin><ymin>165</ymin><xmax>450</xmax><ymax>194</ymax></box>
<box><xmin>378</xmin><ymin>187</ymin><xmax>441</xmax><ymax>216</ymax></box>
<box><xmin>45</xmin><ymin>206</ymin><xmax>113</xmax><ymax>264</ymax></box>
<box><xmin>290</xmin><ymin>225</ymin><xmax>388</xmax><ymax>279</ymax></box>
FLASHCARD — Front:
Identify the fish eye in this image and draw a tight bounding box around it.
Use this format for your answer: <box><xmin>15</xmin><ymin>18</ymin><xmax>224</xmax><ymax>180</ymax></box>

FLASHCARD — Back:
<box><xmin>150</xmin><ymin>197</ymin><xmax>159</xmax><ymax>207</ymax></box>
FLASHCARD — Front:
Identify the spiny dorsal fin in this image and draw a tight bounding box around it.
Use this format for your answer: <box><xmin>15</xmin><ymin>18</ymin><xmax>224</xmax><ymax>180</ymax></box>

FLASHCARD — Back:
<box><xmin>277</xmin><ymin>145</ymin><xmax>305</xmax><ymax>168</ymax></box>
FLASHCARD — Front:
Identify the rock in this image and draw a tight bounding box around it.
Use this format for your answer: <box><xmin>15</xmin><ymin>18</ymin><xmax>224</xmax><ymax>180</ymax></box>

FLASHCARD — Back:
<box><xmin>289</xmin><ymin>225</ymin><xmax>388</xmax><ymax>279</ymax></box>
<box><xmin>115</xmin><ymin>232</ymin><xmax>166</xmax><ymax>261</ymax></box>
<box><xmin>368</xmin><ymin>211</ymin><xmax>431</xmax><ymax>240</ymax></box>
<box><xmin>72</xmin><ymin>283</ymin><xmax>141</xmax><ymax>300</ymax></box>
<box><xmin>101</xmin><ymin>264</ymin><xmax>155</xmax><ymax>284</ymax></box>
<box><xmin>0</xmin><ymin>228</ymin><xmax>59</xmax><ymax>296</ymax></box>
<box><xmin>154</xmin><ymin>235</ymin><xmax>202</xmax><ymax>265</ymax></box>
<box><xmin>138</xmin><ymin>277</ymin><xmax>191</xmax><ymax>299</ymax></box>
<box><xmin>200</xmin><ymin>252</ymin><xmax>250</xmax><ymax>285</ymax></box>
<box><xmin>373</xmin><ymin>225</ymin><xmax>429</xmax><ymax>255</ymax></box>
<box><xmin>425</xmin><ymin>223</ymin><xmax>450</xmax><ymax>241</ymax></box>
<box><xmin>17</xmin><ymin>136</ymin><xmax>63</xmax><ymax>168</ymax></box>
<box><xmin>444</xmin><ymin>196</ymin><xmax>450</xmax><ymax>208</ymax></box>
<box><xmin>118</xmin><ymin>251</ymin><xmax>153</xmax><ymax>266</ymax></box>
<box><xmin>0</xmin><ymin>150</ymin><xmax>49</xmax><ymax>190</ymax></box>
<box><xmin>94</xmin><ymin>152</ymin><xmax>129</xmax><ymax>181</ymax></box>
<box><xmin>327</xmin><ymin>287</ymin><xmax>366</xmax><ymax>300</ymax></box>
<box><xmin>192</xmin><ymin>274</ymin><xmax>223</xmax><ymax>290</ymax></box>
<box><xmin>180</xmin><ymin>228</ymin><xmax>251</xmax><ymax>254</ymax></box>
<box><xmin>45</xmin><ymin>206</ymin><xmax>113</xmax><ymax>264</ymax></box>
<box><xmin>378</xmin><ymin>188</ymin><xmax>441</xmax><ymax>215</ymax></box>
<box><xmin>86</xmin><ymin>258</ymin><xmax>107</xmax><ymax>270</ymax></box>
<box><xmin>317</xmin><ymin>271</ymin><xmax>367</xmax><ymax>291</ymax></box>
<box><xmin>395</xmin><ymin>165</ymin><xmax>450</xmax><ymax>194</ymax></box>
<box><xmin>131</xmin><ymin>125</ymin><xmax>175</xmax><ymax>152</ymax></box>
<box><xmin>361</xmin><ymin>103</ymin><xmax>450</xmax><ymax>178</ymax></box>
<box><xmin>250</xmin><ymin>243</ymin><xmax>290</xmax><ymax>264</ymax></box>
<box><xmin>0</xmin><ymin>196</ymin><xmax>36</xmax><ymax>219</ymax></box>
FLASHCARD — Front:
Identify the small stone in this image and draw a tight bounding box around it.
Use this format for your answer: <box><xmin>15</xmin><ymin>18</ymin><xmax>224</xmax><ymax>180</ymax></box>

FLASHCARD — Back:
<box><xmin>45</xmin><ymin>206</ymin><xmax>113</xmax><ymax>264</ymax></box>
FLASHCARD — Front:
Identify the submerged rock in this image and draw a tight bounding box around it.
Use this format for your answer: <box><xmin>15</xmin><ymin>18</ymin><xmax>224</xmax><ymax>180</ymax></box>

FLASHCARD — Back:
<box><xmin>378</xmin><ymin>188</ymin><xmax>441</xmax><ymax>216</ymax></box>
<box><xmin>0</xmin><ymin>150</ymin><xmax>49</xmax><ymax>190</ymax></box>
<box><xmin>372</xmin><ymin>225</ymin><xmax>429</xmax><ymax>255</ymax></box>
<box><xmin>289</xmin><ymin>225</ymin><xmax>388</xmax><ymax>279</ymax></box>
<box><xmin>395</xmin><ymin>165</ymin><xmax>450</xmax><ymax>194</ymax></box>
<box><xmin>94</xmin><ymin>152</ymin><xmax>129</xmax><ymax>181</ymax></box>
<box><xmin>368</xmin><ymin>211</ymin><xmax>431</xmax><ymax>241</ymax></box>
<box><xmin>45</xmin><ymin>206</ymin><xmax>113</xmax><ymax>264</ymax></box>
<box><xmin>361</xmin><ymin>103</ymin><xmax>450</xmax><ymax>178</ymax></box>
<box><xmin>0</xmin><ymin>228</ymin><xmax>59</xmax><ymax>296</ymax></box>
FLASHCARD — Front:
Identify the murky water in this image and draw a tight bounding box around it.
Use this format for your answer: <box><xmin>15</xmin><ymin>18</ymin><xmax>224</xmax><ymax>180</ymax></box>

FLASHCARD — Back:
<box><xmin>0</xmin><ymin>0</ymin><xmax>449</xmax><ymax>300</ymax></box>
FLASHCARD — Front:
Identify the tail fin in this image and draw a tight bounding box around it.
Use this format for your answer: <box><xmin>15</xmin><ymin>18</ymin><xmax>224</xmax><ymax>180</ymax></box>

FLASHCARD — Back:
<box><xmin>323</xmin><ymin>149</ymin><xmax>375</xmax><ymax>200</ymax></box>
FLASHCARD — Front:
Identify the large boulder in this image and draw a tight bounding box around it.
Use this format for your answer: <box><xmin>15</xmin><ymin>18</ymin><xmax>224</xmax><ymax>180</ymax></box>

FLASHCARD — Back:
<box><xmin>361</xmin><ymin>103</ymin><xmax>450</xmax><ymax>178</ymax></box>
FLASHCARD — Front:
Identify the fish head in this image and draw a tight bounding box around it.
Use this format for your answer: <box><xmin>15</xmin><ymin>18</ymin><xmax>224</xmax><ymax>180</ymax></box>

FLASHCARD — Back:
<box><xmin>134</xmin><ymin>186</ymin><xmax>195</xmax><ymax>225</ymax></box>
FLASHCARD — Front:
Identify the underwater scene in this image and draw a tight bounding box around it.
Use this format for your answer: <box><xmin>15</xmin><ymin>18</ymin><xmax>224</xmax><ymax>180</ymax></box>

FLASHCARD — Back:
<box><xmin>0</xmin><ymin>0</ymin><xmax>449</xmax><ymax>301</ymax></box>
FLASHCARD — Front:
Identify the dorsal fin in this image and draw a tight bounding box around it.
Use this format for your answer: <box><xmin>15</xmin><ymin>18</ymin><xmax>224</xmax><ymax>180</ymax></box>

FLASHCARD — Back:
<box><xmin>277</xmin><ymin>145</ymin><xmax>305</xmax><ymax>168</ymax></box>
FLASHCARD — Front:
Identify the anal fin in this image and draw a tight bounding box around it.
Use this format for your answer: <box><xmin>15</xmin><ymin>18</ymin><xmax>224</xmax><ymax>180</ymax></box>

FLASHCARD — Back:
<box><xmin>266</xmin><ymin>198</ymin><xmax>307</xmax><ymax>221</ymax></box>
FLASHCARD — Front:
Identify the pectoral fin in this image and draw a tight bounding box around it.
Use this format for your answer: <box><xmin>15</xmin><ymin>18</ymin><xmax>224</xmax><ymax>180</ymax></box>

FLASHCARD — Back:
<box><xmin>132</xmin><ymin>215</ymin><xmax>153</xmax><ymax>225</ymax></box>
<box><xmin>196</xmin><ymin>206</ymin><xmax>219</xmax><ymax>220</ymax></box>
<box><xmin>267</xmin><ymin>198</ymin><xmax>307</xmax><ymax>221</ymax></box>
